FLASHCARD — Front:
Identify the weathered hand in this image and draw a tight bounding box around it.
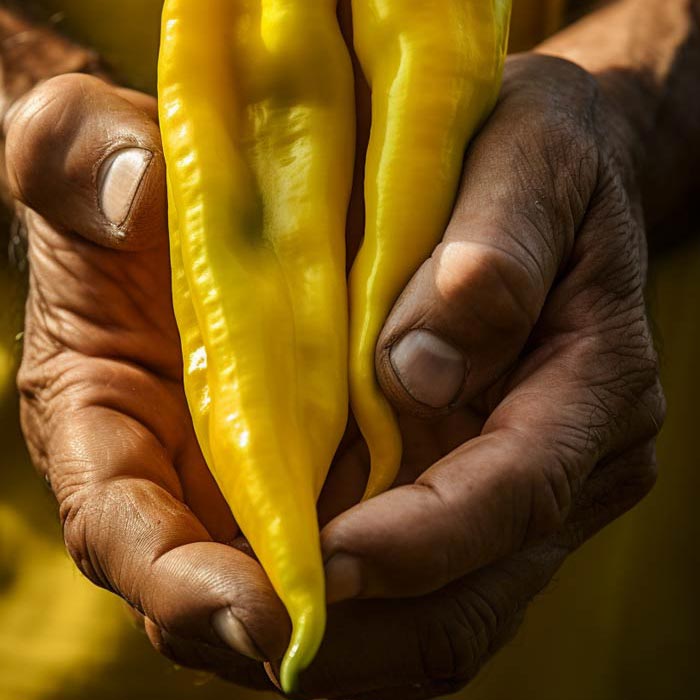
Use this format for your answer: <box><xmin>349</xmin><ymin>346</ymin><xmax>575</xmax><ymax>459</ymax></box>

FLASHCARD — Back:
<box><xmin>5</xmin><ymin>74</ymin><xmax>292</xmax><ymax>691</ymax></box>
<box><xmin>305</xmin><ymin>53</ymin><xmax>665</xmax><ymax>699</ymax></box>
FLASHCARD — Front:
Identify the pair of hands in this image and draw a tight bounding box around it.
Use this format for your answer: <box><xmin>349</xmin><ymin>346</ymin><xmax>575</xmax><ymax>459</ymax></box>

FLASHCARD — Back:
<box><xmin>5</xmin><ymin>51</ymin><xmax>664</xmax><ymax>699</ymax></box>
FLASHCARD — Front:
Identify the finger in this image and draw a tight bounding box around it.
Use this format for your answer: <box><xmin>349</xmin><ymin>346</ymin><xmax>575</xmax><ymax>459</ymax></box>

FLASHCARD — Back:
<box><xmin>144</xmin><ymin>619</ymin><xmax>273</xmax><ymax>690</ymax></box>
<box><xmin>39</xmin><ymin>405</ymin><xmax>290</xmax><ymax>667</ymax></box>
<box><xmin>375</xmin><ymin>56</ymin><xmax>599</xmax><ymax>415</ymax></box>
<box><xmin>4</xmin><ymin>73</ymin><xmax>165</xmax><ymax>250</ymax></box>
<box><xmin>563</xmin><ymin>441</ymin><xmax>658</xmax><ymax>551</ymax></box>
<box><xmin>17</xmin><ymin>203</ymin><xmax>237</xmax><ymax>543</ymax></box>
<box><xmin>323</xmin><ymin>322</ymin><xmax>664</xmax><ymax>601</ymax></box>
<box><xmin>296</xmin><ymin>543</ymin><xmax>565</xmax><ymax>700</ymax></box>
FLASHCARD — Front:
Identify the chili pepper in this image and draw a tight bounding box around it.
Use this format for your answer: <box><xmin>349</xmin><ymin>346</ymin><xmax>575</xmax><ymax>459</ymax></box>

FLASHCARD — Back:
<box><xmin>167</xmin><ymin>176</ymin><xmax>213</xmax><ymax>469</ymax></box>
<box><xmin>158</xmin><ymin>0</ymin><xmax>354</xmax><ymax>691</ymax></box>
<box><xmin>349</xmin><ymin>0</ymin><xmax>512</xmax><ymax>499</ymax></box>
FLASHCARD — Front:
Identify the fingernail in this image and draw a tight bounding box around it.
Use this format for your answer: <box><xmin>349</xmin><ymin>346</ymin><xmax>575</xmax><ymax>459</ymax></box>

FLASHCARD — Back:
<box><xmin>325</xmin><ymin>554</ymin><xmax>362</xmax><ymax>604</ymax></box>
<box><xmin>264</xmin><ymin>662</ymin><xmax>283</xmax><ymax>692</ymax></box>
<box><xmin>98</xmin><ymin>147</ymin><xmax>152</xmax><ymax>226</ymax></box>
<box><xmin>212</xmin><ymin>607</ymin><xmax>266</xmax><ymax>662</ymax></box>
<box><xmin>390</xmin><ymin>329</ymin><xmax>466</xmax><ymax>408</ymax></box>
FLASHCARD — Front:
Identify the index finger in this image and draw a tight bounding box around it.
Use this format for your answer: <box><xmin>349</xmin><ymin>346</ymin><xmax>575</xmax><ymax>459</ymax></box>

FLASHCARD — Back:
<box><xmin>324</xmin><ymin>354</ymin><xmax>660</xmax><ymax>603</ymax></box>
<box><xmin>294</xmin><ymin>541</ymin><xmax>566</xmax><ymax>700</ymax></box>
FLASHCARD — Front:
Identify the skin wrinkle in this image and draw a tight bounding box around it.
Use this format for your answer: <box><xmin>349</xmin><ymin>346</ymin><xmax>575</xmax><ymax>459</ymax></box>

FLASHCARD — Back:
<box><xmin>506</xmin><ymin>428</ymin><xmax>574</xmax><ymax>540</ymax></box>
<box><xmin>412</xmin><ymin>477</ymin><xmax>465</xmax><ymax>589</ymax></box>
<box><xmin>403</xmin><ymin>571</ymin><xmax>536</xmax><ymax>699</ymax></box>
<box><xmin>423</xmin><ymin>431</ymin><xmax>564</xmax><ymax>572</ymax></box>
<box><xmin>564</xmin><ymin>445</ymin><xmax>658</xmax><ymax>549</ymax></box>
<box><xmin>40</xmin><ymin>356</ymin><xmax>185</xmax><ymax>465</ymax></box>
<box><xmin>5</xmin><ymin>91</ymin><xmax>65</xmax><ymax>201</ymax></box>
<box><xmin>440</xmin><ymin>595</ymin><xmax>493</xmax><ymax>685</ymax></box>
<box><xmin>414</xmin><ymin>614</ymin><xmax>452</xmax><ymax>686</ymax></box>
<box><xmin>148</xmin><ymin>625</ymin><xmax>272</xmax><ymax>689</ymax></box>
<box><xmin>490</xmin><ymin>378</ymin><xmax>605</xmax><ymax>462</ymax></box>
<box><xmin>68</xmin><ymin>478</ymin><xmax>194</xmax><ymax>598</ymax></box>
<box><xmin>26</xmin><ymin>227</ymin><xmax>180</xmax><ymax>377</ymax></box>
<box><xmin>509</xmin><ymin>208</ymin><xmax>556</xmax><ymax>289</ymax></box>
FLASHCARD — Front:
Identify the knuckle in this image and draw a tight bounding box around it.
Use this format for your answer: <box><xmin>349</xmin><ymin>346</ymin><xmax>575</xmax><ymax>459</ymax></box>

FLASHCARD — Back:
<box><xmin>5</xmin><ymin>73</ymin><xmax>104</xmax><ymax>205</ymax></box>
<box><xmin>551</xmin><ymin>321</ymin><xmax>663</xmax><ymax>454</ymax></box>
<box><xmin>643</xmin><ymin>377</ymin><xmax>667</xmax><ymax>439</ymax></box>
<box><xmin>16</xmin><ymin>353</ymin><xmax>51</xmax><ymax>405</ymax></box>
<box><xmin>572</xmin><ymin>445</ymin><xmax>659</xmax><ymax>546</ymax></box>
<box><xmin>434</xmin><ymin>240</ymin><xmax>542</xmax><ymax>337</ymax></box>
<box><xmin>17</xmin><ymin>350</ymin><xmax>72</xmax><ymax>483</ymax></box>
<box><xmin>486</xmin><ymin>428</ymin><xmax>576</xmax><ymax>544</ymax></box>
<box><xmin>535</xmin><ymin>453</ymin><xmax>575</xmax><ymax>535</ymax></box>
<box><xmin>507</xmin><ymin>55</ymin><xmax>601</xmax><ymax>135</ymax></box>
<box><xmin>414</xmin><ymin>603</ymin><xmax>482</xmax><ymax>690</ymax></box>
<box><xmin>501</xmin><ymin>56</ymin><xmax>602</xmax><ymax>234</ymax></box>
<box><xmin>60</xmin><ymin>483</ymin><xmax>110</xmax><ymax>591</ymax></box>
<box><xmin>651</xmin><ymin>391</ymin><xmax>667</xmax><ymax>435</ymax></box>
<box><xmin>31</xmin><ymin>73</ymin><xmax>93</xmax><ymax>108</ymax></box>
<box><xmin>601</xmin><ymin>337</ymin><xmax>663</xmax><ymax>445</ymax></box>
<box><xmin>504</xmin><ymin>55</ymin><xmax>601</xmax><ymax>165</ymax></box>
<box><xmin>626</xmin><ymin>460</ymin><xmax>658</xmax><ymax>504</ymax></box>
<box><xmin>414</xmin><ymin>583</ymin><xmax>525</xmax><ymax>694</ymax></box>
<box><xmin>515</xmin><ymin>54</ymin><xmax>600</xmax><ymax>98</ymax></box>
<box><xmin>59</xmin><ymin>477</ymin><xmax>147</xmax><ymax>603</ymax></box>
<box><xmin>8</xmin><ymin>74</ymin><xmax>80</xmax><ymax>149</ymax></box>
<box><xmin>618</xmin><ymin>442</ymin><xmax>660</xmax><ymax>506</ymax></box>
<box><xmin>517</xmin><ymin>435</ymin><xmax>575</xmax><ymax>541</ymax></box>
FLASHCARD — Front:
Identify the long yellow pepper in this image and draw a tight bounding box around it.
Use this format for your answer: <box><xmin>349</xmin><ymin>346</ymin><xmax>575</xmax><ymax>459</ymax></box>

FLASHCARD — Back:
<box><xmin>158</xmin><ymin>0</ymin><xmax>354</xmax><ymax>691</ymax></box>
<box><xmin>350</xmin><ymin>0</ymin><xmax>512</xmax><ymax>498</ymax></box>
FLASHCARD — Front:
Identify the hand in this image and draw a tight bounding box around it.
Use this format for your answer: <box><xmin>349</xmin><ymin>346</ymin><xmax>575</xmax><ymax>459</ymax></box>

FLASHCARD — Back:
<box><xmin>304</xmin><ymin>53</ymin><xmax>665</xmax><ymax>698</ymax></box>
<box><xmin>5</xmin><ymin>74</ymin><xmax>292</xmax><ymax>691</ymax></box>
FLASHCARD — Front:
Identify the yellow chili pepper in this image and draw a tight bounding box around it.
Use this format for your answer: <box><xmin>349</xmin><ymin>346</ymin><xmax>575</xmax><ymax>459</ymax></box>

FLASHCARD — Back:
<box><xmin>158</xmin><ymin>0</ymin><xmax>354</xmax><ymax>691</ymax></box>
<box><xmin>349</xmin><ymin>0</ymin><xmax>512</xmax><ymax>498</ymax></box>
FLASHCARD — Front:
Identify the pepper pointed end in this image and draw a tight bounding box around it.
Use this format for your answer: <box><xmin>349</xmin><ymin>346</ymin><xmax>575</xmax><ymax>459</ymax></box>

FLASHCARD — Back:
<box><xmin>361</xmin><ymin>425</ymin><xmax>403</xmax><ymax>501</ymax></box>
<box><xmin>280</xmin><ymin>603</ymin><xmax>326</xmax><ymax>695</ymax></box>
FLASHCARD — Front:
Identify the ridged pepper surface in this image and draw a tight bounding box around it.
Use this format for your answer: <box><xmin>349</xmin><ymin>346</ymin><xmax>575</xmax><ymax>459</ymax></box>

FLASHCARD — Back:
<box><xmin>349</xmin><ymin>0</ymin><xmax>512</xmax><ymax>497</ymax></box>
<box><xmin>160</xmin><ymin>0</ymin><xmax>511</xmax><ymax>690</ymax></box>
<box><xmin>158</xmin><ymin>0</ymin><xmax>355</xmax><ymax>690</ymax></box>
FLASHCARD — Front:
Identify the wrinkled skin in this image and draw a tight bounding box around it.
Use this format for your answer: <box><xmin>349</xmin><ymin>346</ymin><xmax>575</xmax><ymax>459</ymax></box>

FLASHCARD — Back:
<box><xmin>6</xmin><ymin>53</ymin><xmax>664</xmax><ymax>699</ymax></box>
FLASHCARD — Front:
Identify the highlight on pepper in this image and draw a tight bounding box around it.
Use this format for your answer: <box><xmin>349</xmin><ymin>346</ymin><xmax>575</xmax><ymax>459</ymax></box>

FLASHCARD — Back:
<box><xmin>158</xmin><ymin>0</ymin><xmax>511</xmax><ymax>691</ymax></box>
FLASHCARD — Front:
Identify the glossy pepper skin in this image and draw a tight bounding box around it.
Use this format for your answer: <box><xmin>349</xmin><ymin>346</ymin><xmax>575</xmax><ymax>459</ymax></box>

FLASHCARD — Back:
<box><xmin>158</xmin><ymin>0</ymin><xmax>354</xmax><ymax>691</ymax></box>
<box><xmin>349</xmin><ymin>0</ymin><xmax>512</xmax><ymax>498</ymax></box>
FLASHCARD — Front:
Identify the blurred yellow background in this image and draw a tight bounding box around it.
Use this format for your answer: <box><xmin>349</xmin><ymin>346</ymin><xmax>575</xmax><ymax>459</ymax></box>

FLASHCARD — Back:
<box><xmin>1</xmin><ymin>1</ymin><xmax>698</xmax><ymax>698</ymax></box>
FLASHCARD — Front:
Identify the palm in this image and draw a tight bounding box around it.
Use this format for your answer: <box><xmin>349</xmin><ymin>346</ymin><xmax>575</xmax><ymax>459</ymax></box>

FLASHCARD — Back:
<box><xmin>20</xmin><ymin>208</ymin><xmax>238</xmax><ymax>546</ymax></box>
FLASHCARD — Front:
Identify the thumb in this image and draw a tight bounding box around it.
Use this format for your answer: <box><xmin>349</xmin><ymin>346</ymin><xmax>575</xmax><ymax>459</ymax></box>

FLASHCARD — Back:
<box><xmin>375</xmin><ymin>100</ymin><xmax>594</xmax><ymax>415</ymax></box>
<box><xmin>4</xmin><ymin>73</ymin><xmax>165</xmax><ymax>251</ymax></box>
